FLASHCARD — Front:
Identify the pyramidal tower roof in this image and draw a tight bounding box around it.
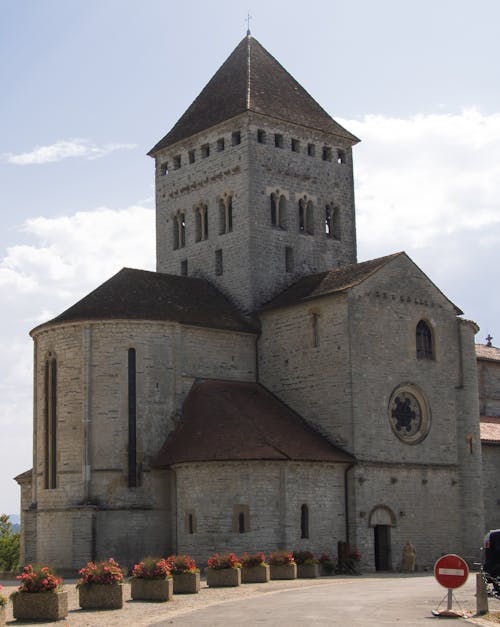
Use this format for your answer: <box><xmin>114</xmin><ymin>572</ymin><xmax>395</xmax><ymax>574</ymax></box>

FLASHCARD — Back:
<box><xmin>149</xmin><ymin>35</ymin><xmax>359</xmax><ymax>155</ymax></box>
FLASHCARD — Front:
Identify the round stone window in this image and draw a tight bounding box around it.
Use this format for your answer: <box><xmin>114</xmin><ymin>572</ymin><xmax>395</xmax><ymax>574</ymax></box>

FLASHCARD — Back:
<box><xmin>388</xmin><ymin>384</ymin><xmax>430</xmax><ymax>444</ymax></box>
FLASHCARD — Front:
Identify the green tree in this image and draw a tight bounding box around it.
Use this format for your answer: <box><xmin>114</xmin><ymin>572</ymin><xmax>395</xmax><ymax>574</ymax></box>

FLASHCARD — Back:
<box><xmin>0</xmin><ymin>514</ymin><xmax>20</xmax><ymax>571</ymax></box>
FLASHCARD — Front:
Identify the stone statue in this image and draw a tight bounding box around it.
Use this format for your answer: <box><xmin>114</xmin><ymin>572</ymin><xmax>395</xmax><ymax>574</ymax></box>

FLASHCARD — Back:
<box><xmin>402</xmin><ymin>540</ymin><xmax>417</xmax><ymax>572</ymax></box>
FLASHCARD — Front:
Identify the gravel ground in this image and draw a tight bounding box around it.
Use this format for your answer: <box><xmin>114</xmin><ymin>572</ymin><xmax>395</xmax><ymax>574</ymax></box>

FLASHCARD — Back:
<box><xmin>0</xmin><ymin>575</ymin><xmax>345</xmax><ymax>626</ymax></box>
<box><xmin>1</xmin><ymin>573</ymin><xmax>499</xmax><ymax>627</ymax></box>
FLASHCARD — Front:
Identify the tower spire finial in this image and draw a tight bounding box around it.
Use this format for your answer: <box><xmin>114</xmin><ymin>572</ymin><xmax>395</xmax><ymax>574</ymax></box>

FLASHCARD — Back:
<box><xmin>246</xmin><ymin>11</ymin><xmax>252</xmax><ymax>36</ymax></box>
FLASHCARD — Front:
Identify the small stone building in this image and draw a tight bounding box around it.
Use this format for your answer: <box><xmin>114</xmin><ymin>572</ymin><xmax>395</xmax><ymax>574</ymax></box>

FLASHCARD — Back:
<box><xmin>16</xmin><ymin>34</ymin><xmax>488</xmax><ymax>572</ymax></box>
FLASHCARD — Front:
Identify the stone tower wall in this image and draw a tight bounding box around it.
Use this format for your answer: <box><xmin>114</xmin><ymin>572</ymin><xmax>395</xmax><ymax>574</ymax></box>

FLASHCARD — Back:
<box><xmin>154</xmin><ymin>111</ymin><xmax>357</xmax><ymax>312</ymax></box>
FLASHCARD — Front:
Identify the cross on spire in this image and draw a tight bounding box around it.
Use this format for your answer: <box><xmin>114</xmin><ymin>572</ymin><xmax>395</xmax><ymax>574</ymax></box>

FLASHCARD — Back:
<box><xmin>246</xmin><ymin>11</ymin><xmax>252</xmax><ymax>36</ymax></box>
<box><xmin>486</xmin><ymin>333</ymin><xmax>493</xmax><ymax>347</ymax></box>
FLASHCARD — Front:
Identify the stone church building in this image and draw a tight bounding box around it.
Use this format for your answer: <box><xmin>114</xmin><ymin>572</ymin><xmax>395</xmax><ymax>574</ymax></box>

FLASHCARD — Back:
<box><xmin>16</xmin><ymin>35</ymin><xmax>490</xmax><ymax>573</ymax></box>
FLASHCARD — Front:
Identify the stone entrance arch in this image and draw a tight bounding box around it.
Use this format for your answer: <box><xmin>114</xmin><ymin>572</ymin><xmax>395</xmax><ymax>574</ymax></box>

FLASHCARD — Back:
<box><xmin>368</xmin><ymin>506</ymin><xmax>396</xmax><ymax>571</ymax></box>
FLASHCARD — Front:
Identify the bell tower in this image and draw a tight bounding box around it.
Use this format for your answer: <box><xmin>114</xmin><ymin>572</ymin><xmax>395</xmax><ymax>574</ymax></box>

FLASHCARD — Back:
<box><xmin>149</xmin><ymin>35</ymin><xmax>359</xmax><ymax>312</ymax></box>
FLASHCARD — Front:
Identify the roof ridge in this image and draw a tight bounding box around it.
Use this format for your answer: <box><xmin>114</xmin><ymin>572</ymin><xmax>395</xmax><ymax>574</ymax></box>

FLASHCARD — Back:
<box><xmin>246</xmin><ymin>35</ymin><xmax>251</xmax><ymax>109</ymax></box>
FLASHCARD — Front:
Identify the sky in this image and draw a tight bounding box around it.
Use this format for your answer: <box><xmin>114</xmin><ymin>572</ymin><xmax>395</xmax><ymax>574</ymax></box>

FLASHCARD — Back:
<box><xmin>1</xmin><ymin>0</ymin><xmax>499</xmax><ymax>515</ymax></box>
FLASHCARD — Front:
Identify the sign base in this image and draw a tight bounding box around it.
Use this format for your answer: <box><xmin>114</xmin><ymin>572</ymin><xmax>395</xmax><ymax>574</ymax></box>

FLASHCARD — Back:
<box><xmin>431</xmin><ymin>609</ymin><xmax>466</xmax><ymax>618</ymax></box>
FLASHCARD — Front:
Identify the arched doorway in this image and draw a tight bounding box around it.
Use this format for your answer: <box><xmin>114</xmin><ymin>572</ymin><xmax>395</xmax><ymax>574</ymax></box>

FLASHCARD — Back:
<box><xmin>369</xmin><ymin>506</ymin><xmax>396</xmax><ymax>571</ymax></box>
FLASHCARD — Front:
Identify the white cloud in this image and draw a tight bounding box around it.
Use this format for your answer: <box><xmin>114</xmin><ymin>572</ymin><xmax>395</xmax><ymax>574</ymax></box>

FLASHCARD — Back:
<box><xmin>3</xmin><ymin>139</ymin><xmax>136</xmax><ymax>165</ymax></box>
<box><xmin>339</xmin><ymin>108</ymin><xmax>500</xmax><ymax>338</ymax></box>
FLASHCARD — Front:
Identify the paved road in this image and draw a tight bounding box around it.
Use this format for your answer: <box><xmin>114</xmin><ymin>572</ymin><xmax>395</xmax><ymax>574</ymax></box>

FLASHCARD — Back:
<box><xmin>153</xmin><ymin>574</ymin><xmax>500</xmax><ymax>626</ymax></box>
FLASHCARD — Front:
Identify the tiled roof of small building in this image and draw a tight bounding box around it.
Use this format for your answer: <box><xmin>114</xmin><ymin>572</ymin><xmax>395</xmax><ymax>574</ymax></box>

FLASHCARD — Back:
<box><xmin>31</xmin><ymin>268</ymin><xmax>256</xmax><ymax>334</ymax></box>
<box><xmin>476</xmin><ymin>344</ymin><xmax>500</xmax><ymax>363</ymax></box>
<box><xmin>14</xmin><ymin>468</ymin><xmax>32</xmax><ymax>483</ymax></box>
<box><xmin>148</xmin><ymin>35</ymin><xmax>359</xmax><ymax>154</ymax></box>
<box><xmin>261</xmin><ymin>253</ymin><xmax>403</xmax><ymax>311</ymax></box>
<box><xmin>153</xmin><ymin>379</ymin><xmax>354</xmax><ymax>466</ymax></box>
<box><xmin>480</xmin><ymin>416</ymin><xmax>500</xmax><ymax>444</ymax></box>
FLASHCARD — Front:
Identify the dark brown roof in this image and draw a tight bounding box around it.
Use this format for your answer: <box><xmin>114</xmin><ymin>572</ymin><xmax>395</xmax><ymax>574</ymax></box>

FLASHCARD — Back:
<box><xmin>153</xmin><ymin>379</ymin><xmax>354</xmax><ymax>466</ymax></box>
<box><xmin>31</xmin><ymin>268</ymin><xmax>256</xmax><ymax>334</ymax></box>
<box><xmin>149</xmin><ymin>35</ymin><xmax>359</xmax><ymax>154</ymax></box>
<box><xmin>480</xmin><ymin>416</ymin><xmax>500</xmax><ymax>444</ymax></box>
<box><xmin>261</xmin><ymin>253</ymin><xmax>403</xmax><ymax>311</ymax></box>
<box><xmin>476</xmin><ymin>344</ymin><xmax>500</xmax><ymax>363</ymax></box>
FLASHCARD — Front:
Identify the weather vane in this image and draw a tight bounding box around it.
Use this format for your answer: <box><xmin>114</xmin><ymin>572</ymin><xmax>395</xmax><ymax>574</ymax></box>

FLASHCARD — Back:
<box><xmin>246</xmin><ymin>11</ymin><xmax>252</xmax><ymax>36</ymax></box>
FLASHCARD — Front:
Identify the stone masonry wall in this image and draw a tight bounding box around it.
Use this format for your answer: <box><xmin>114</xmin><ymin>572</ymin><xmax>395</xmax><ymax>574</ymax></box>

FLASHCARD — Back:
<box><xmin>482</xmin><ymin>444</ymin><xmax>500</xmax><ymax>532</ymax></box>
<box><xmin>478</xmin><ymin>359</ymin><xmax>500</xmax><ymax>416</ymax></box>
<box><xmin>174</xmin><ymin>461</ymin><xmax>347</xmax><ymax>566</ymax></box>
<box><xmin>30</xmin><ymin>319</ymin><xmax>256</xmax><ymax>569</ymax></box>
<box><xmin>347</xmin><ymin>462</ymin><xmax>461</xmax><ymax>571</ymax></box>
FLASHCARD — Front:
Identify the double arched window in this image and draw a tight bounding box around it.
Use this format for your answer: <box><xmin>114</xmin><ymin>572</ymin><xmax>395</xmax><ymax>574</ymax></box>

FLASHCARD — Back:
<box><xmin>325</xmin><ymin>205</ymin><xmax>341</xmax><ymax>240</ymax></box>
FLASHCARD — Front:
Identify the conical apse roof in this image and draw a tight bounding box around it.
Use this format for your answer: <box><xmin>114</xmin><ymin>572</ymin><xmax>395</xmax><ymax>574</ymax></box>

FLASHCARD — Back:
<box><xmin>149</xmin><ymin>35</ymin><xmax>358</xmax><ymax>154</ymax></box>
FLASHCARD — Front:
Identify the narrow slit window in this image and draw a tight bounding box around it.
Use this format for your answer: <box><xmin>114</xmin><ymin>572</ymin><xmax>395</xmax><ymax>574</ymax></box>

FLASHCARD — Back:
<box><xmin>160</xmin><ymin>162</ymin><xmax>168</xmax><ymax>176</ymax></box>
<box><xmin>217</xmin><ymin>138</ymin><xmax>225</xmax><ymax>152</ymax></box>
<box><xmin>215</xmin><ymin>249</ymin><xmax>223</xmax><ymax>275</ymax></box>
<box><xmin>312</xmin><ymin>313</ymin><xmax>319</xmax><ymax>347</ymax></box>
<box><xmin>325</xmin><ymin>205</ymin><xmax>333</xmax><ymax>237</ymax></box>
<box><xmin>299</xmin><ymin>199</ymin><xmax>305</xmax><ymax>232</ymax></box>
<box><xmin>238</xmin><ymin>512</ymin><xmax>245</xmax><ymax>533</ymax></box>
<box><xmin>307</xmin><ymin>143</ymin><xmax>315</xmax><ymax>157</ymax></box>
<box><xmin>231</xmin><ymin>131</ymin><xmax>241</xmax><ymax>146</ymax></box>
<box><xmin>128</xmin><ymin>348</ymin><xmax>137</xmax><ymax>488</ymax></box>
<box><xmin>270</xmin><ymin>193</ymin><xmax>277</xmax><ymax>226</ymax></box>
<box><xmin>291</xmin><ymin>138</ymin><xmax>300</xmax><ymax>153</ymax></box>
<box><xmin>188</xmin><ymin>513</ymin><xmax>194</xmax><ymax>534</ymax></box>
<box><xmin>257</xmin><ymin>129</ymin><xmax>266</xmax><ymax>144</ymax></box>
<box><xmin>181</xmin><ymin>259</ymin><xmax>188</xmax><ymax>276</ymax></box>
<box><xmin>337</xmin><ymin>149</ymin><xmax>346</xmax><ymax>164</ymax></box>
<box><xmin>173</xmin><ymin>155</ymin><xmax>181</xmax><ymax>169</ymax></box>
<box><xmin>44</xmin><ymin>354</ymin><xmax>57</xmax><ymax>489</ymax></box>
<box><xmin>188</xmin><ymin>150</ymin><xmax>195</xmax><ymax>164</ymax></box>
<box><xmin>301</xmin><ymin>504</ymin><xmax>309</xmax><ymax>539</ymax></box>
<box><xmin>285</xmin><ymin>246</ymin><xmax>293</xmax><ymax>273</ymax></box>
<box><xmin>274</xmin><ymin>133</ymin><xmax>283</xmax><ymax>148</ymax></box>
<box><xmin>201</xmin><ymin>143</ymin><xmax>210</xmax><ymax>158</ymax></box>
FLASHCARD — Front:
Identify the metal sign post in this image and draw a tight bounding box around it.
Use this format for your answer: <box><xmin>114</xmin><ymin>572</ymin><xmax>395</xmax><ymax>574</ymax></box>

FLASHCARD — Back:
<box><xmin>432</xmin><ymin>554</ymin><xmax>469</xmax><ymax>618</ymax></box>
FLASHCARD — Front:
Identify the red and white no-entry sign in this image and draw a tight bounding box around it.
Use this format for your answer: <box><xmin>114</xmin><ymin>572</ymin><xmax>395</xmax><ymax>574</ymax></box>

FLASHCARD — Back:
<box><xmin>434</xmin><ymin>554</ymin><xmax>469</xmax><ymax>589</ymax></box>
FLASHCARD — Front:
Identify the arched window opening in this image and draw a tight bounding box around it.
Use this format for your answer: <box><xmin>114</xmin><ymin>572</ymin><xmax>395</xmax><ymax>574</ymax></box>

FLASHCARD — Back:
<box><xmin>301</xmin><ymin>504</ymin><xmax>309</xmax><ymax>539</ymax></box>
<box><xmin>227</xmin><ymin>197</ymin><xmax>233</xmax><ymax>232</ymax></box>
<box><xmin>195</xmin><ymin>208</ymin><xmax>202</xmax><ymax>242</ymax></box>
<box><xmin>416</xmin><ymin>320</ymin><xmax>433</xmax><ymax>359</ymax></box>
<box><xmin>179</xmin><ymin>213</ymin><xmax>186</xmax><ymax>247</ymax></box>
<box><xmin>219</xmin><ymin>194</ymin><xmax>233</xmax><ymax>234</ymax></box>
<box><xmin>299</xmin><ymin>199</ymin><xmax>306</xmax><ymax>232</ymax></box>
<box><xmin>325</xmin><ymin>205</ymin><xmax>333</xmax><ymax>237</ymax></box>
<box><xmin>270</xmin><ymin>193</ymin><xmax>277</xmax><ymax>226</ymax></box>
<box><xmin>238</xmin><ymin>512</ymin><xmax>245</xmax><ymax>533</ymax></box>
<box><xmin>173</xmin><ymin>217</ymin><xmax>179</xmax><ymax>249</ymax></box>
<box><xmin>44</xmin><ymin>354</ymin><xmax>57</xmax><ymax>489</ymax></box>
<box><xmin>278</xmin><ymin>195</ymin><xmax>287</xmax><ymax>229</ymax></box>
<box><xmin>306</xmin><ymin>201</ymin><xmax>314</xmax><ymax>235</ymax></box>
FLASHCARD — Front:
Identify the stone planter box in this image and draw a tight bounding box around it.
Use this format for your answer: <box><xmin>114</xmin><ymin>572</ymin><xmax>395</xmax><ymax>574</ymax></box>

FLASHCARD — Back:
<box><xmin>270</xmin><ymin>563</ymin><xmax>297</xmax><ymax>580</ymax></box>
<box><xmin>241</xmin><ymin>564</ymin><xmax>270</xmax><ymax>583</ymax></box>
<box><xmin>206</xmin><ymin>567</ymin><xmax>241</xmax><ymax>587</ymax></box>
<box><xmin>0</xmin><ymin>605</ymin><xmax>5</xmax><ymax>627</ymax></box>
<box><xmin>320</xmin><ymin>563</ymin><xmax>336</xmax><ymax>577</ymax></box>
<box><xmin>173</xmin><ymin>571</ymin><xmax>200</xmax><ymax>594</ymax></box>
<box><xmin>297</xmin><ymin>563</ymin><xmax>320</xmax><ymax>578</ymax></box>
<box><xmin>12</xmin><ymin>590</ymin><xmax>68</xmax><ymax>621</ymax></box>
<box><xmin>78</xmin><ymin>583</ymin><xmax>124</xmax><ymax>609</ymax></box>
<box><xmin>131</xmin><ymin>577</ymin><xmax>173</xmax><ymax>601</ymax></box>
